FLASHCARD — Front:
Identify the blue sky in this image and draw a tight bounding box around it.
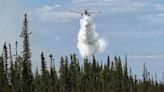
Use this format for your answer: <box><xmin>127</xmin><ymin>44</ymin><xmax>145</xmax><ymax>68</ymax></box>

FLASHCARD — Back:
<box><xmin>0</xmin><ymin>0</ymin><xmax>164</xmax><ymax>80</ymax></box>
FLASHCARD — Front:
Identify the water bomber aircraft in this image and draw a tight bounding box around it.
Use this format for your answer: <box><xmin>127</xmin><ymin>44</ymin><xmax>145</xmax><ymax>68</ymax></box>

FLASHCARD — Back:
<box><xmin>70</xmin><ymin>10</ymin><xmax>102</xmax><ymax>16</ymax></box>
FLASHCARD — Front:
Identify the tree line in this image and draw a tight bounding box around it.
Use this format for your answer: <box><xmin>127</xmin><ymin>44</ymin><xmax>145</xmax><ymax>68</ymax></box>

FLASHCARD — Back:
<box><xmin>0</xmin><ymin>14</ymin><xmax>163</xmax><ymax>92</ymax></box>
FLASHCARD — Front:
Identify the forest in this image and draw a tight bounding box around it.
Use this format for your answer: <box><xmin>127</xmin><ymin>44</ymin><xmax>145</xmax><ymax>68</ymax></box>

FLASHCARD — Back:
<box><xmin>0</xmin><ymin>14</ymin><xmax>164</xmax><ymax>92</ymax></box>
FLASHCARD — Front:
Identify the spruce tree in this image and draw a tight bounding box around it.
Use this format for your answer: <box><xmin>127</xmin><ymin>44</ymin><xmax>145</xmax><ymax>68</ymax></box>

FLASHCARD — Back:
<box><xmin>0</xmin><ymin>54</ymin><xmax>4</xmax><ymax>92</ymax></box>
<box><xmin>41</xmin><ymin>52</ymin><xmax>46</xmax><ymax>74</ymax></box>
<box><xmin>20</xmin><ymin>13</ymin><xmax>33</xmax><ymax>92</ymax></box>
<box><xmin>59</xmin><ymin>56</ymin><xmax>65</xmax><ymax>92</ymax></box>
<box><xmin>3</xmin><ymin>42</ymin><xmax>9</xmax><ymax>91</ymax></box>
<box><xmin>123</xmin><ymin>55</ymin><xmax>130</xmax><ymax>92</ymax></box>
<box><xmin>9</xmin><ymin>43</ymin><xmax>15</xmax><ymax>91</ymax></box>
<box><xmin>49</xmin><ymin>54</ymin><xmax>58</xmax><ymax>92</ymax></box>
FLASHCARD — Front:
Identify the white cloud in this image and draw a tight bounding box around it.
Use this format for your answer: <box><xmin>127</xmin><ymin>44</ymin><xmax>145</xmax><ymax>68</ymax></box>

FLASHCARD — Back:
<box><xmin>148</xmin><ymin>13</ymin><xmax>164</xmax><ymax>24</ymax></box>
<box><xmin>109</xmin><ymin>2</ymin><xmax>145</xmax><ymax>13</ymax></box>
<box><xmin>54</xmin><ymin>4</ymin><xmax>61</xmax><ymax>8</ymax></box>
<box><xmin>71</xmin><ymin>0</ymin><xmax>89</xmax><ymax>4</ymax></box>
<box><xmin>35</xmin><ymin>5</ymin><xmax>80</xmax><ymax>22</ymax></box>
<box><xmin>71</xmin><ymin>0</ymin><xmax>147</xmax><ymax>14</ymax></box>
<box><xmin>34</xmin><ymin>1</ymin><xmax>146</xmax><ymax>23</ymax></box>
<box><xmin>71</xmin><ymin>0</ymin><xmax>131</xmax><ymax>4</ymax></box>
<box><xmin>144</xmin><ymin>4</ymin><xmax>164</xmax><ymax>24</ymax></box>
<box><xmin>35</xmin><ymin>0</ymin><xmax>164</xmax><ymax>23</ymax></box>
<box><xmin>155</xmin><ymin>4</ymin><xmax>164</xmax><ymax>11</ymax></box>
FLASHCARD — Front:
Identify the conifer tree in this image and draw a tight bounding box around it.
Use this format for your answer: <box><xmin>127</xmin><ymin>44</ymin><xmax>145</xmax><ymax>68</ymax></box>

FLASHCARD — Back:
<box><xmin>123</xmin><ymin>55</ymin><xmax>130</xmax><ymax>92</ymax></box>
<box><xmin>69</xmin><ymin>54</ymin><xmax>79</xmax><ymax>92</ymax></box>
<box><xmin>59</xmin><ymin>56</ymin><xmax>65</xmax><ymax>92</ymax></box>
<box><xmin>8</xmin><ymin>43</ymin><xmax>15</xmax><ymax>91</ymax></box>
<box><xmin>41</xmin><ymin>52</ymin><xmax>46</xmax><ymax>74</ymax></box>
<box><xmin>0</xmin><ymin>54</ymin><xmax>5</xmax><ymax>92</ymax></box>
<box><xmin>3</xmin><ymin>42</ymin><xmax>9</xmax><ymax>91</ymax></box>
<box><xmin>20</xmin><ymin>13</ymin><xmax>33</xmax><ymax>92</ymax></box>
<box><xmin>49</xmin><ymin>54</ymin><xmax>58</xmax><ymax>92</ymax></box>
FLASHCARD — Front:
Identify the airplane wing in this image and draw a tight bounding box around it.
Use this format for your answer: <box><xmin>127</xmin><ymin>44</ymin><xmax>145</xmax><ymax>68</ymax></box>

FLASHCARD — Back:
<box><xmin>70</xmin><ymin>10</ymin><xmax>83</xmax><ymax>13</ymax></box>
<box><xmin>89</xmin><ymin>11</ymin><xmax>102</xmax><ymax>13</ymax></box>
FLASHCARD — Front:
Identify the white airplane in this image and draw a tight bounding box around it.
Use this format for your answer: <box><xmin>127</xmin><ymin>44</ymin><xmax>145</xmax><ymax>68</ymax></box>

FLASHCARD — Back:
<box><xmin>70</xmin><ymin>10</ymin><xmax>102</xmax><ymax>16</ymax></box>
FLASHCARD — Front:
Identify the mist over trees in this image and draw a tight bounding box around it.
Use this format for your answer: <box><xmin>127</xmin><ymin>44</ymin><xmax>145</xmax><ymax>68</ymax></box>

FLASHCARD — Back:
<box><xmin>0</xmin><ymin>14</ymin><xmax>164</xmax><ymax>92</ymax></box>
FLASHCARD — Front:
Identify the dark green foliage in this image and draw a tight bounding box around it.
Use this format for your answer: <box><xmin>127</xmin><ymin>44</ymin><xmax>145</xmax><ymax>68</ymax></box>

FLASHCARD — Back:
<box><xmin>3</xmin><ymin>42</ymin><xmax>9</xmax><ymax>91</ymax></box>
<box><xmin>20</xmin><ymin>13</ymin><xmax>33</xmax><ymax>92</ymax></box>
<box><xmin>1</xmin><ymin>49</ymin><xmax>164</xmax><ymax>92</ymax></box>
<box><xmin>0</xmin><ymin>54</ymin><xmax>5</xmax><ymax>92</ymax></box>
<box><xmin>41</xmin><ymin>52</ymin><xmax>46</xmax><ymax>74</ymax></box>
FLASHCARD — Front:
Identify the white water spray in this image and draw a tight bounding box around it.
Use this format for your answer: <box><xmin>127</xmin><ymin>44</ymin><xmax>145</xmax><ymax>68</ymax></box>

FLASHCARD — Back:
<box><xmin>77</xmin><ymin>15</ymin><xmax>106</xmax><ymax>58</ymax></box>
